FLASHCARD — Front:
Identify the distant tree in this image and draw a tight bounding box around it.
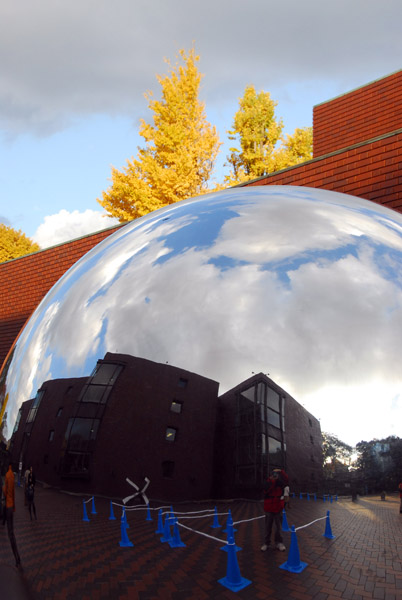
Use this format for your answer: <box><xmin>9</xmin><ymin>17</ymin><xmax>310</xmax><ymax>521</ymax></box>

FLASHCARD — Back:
<box><xmin>98</xmin><ymin>48</ymin><xmax>221</xmax><ymax>222</ymax></box>
<box><xmin>356</xmin><ymin>436</ymin><xmax>402</xmax><ymax>492</ymax></box>
<box><xmin>225</xmin><ymin>85</ymin><xmax>284</xmax><ymax>184</ymax></box>
<box><xmin>273</xmin><ymin>126</ymin><xmax>313</xmax><ymax>171</ymax></box>
<box><xmin>224</xmin><ymin>85</ymin><xmax>312</xmax><ymax>185</ymax></box>
<box><xmin>322</xmin><ymin>432</ymin><xmax>354</xmax><ymax>466</ymax></box>
<box><xmin>0</xmin><ymin>223</ymin><xmax>40</xmax><ymax>263</ymax></box>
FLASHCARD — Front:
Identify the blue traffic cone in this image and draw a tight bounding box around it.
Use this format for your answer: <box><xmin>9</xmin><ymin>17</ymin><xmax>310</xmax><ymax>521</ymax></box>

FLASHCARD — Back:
<box><xmin>221</xmin><ymin>520</ymin><xmax>241</xmax><ymax>552</ymax></box>
<box><xmin>335</xmin><ymin>495</ymin><xmax>338</xmax><ymax>502</ymax></box>
<box><xmin>323</xmin><ymin>511</ymin><xmax>335</xmax><ymax>539</ymax></box>
<box><xmin>218</xmin><ymin>538</ymin><xmax>251</xmax><ymax>591</ymax></box>
<box><xmin>146</xmin><ymin>504</ymin><xmax>153</xmax><ymax>521</ymax></box>
<box><xmin>160</xmin><ymin>513</ymin><xmax>172</xmax><ymax>543</ymax></box>
<box><xmin>223</xmin><ymin>509</ymin><xmax>237</xmax><ymax>533</ymax></box>
<box><xmin>91</xmin><ymin>497</ymin><xmax>97</xmax><ymax>515</ymax></box>
<box><xmin>299</xmin><ymin>492</ymin><xmax>303</xmax><ymax>499</ymax></box>
<box><xmin>292</xmin><ymin>492</ymin><xmax>295</xmax><ymax>499</ymax></box>
<box><xmin>121</xmin><ymin>507</ymin><xmax>129</xmax><ymax>529</ymax></box>
<box><xmin>330</xmin><ymin>495</ymin><xmax>333</xmax><ymax>503</ymax></box>
<box><xmin>323</xmin><ymin>494</ymin><xmax>326</xmax><ymax>502</ymax></box>
<box><xmin>155</xmin><ymin>509</ymin><xmax>164</xmax><ymax>534</ymax></box>
<box><xmin>282</xmin><ymin>509</ymin><xmax>290</xmax><ymax>532</ymax></box>
<box><xmin>82</xmin><ymin>500</ymin><xmax>90</xmax><ymax>522</ymax></box>
<box><xmin>109</xmin><ymin>501</ymin><xmax>116</xmax><ymax>520</ymax></box>
<box><xmin>211</xmin><ymin>506</ymin><xmax>220</xmax><ymax>529</ymax></box>
<box><xmin>119</xmin><ymin>520</ymin><xmax>133</xmax><ymax>547</ymax></box>
<box><xmin>169</xmin><ymin>518</ymin><xmax>186</xmax><ymax>548</ymax></box>
<box><xmin>279</xmin><ymin>525</ymin><xmax>308</xmax><ymax>573</ymax></box>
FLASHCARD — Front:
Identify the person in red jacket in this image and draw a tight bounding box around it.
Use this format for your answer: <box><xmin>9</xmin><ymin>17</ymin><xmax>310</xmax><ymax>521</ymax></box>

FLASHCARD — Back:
<box><xmin>3</xmin><ymin>463</ymin><xmax>21</xmax><ymax>567</ymax></box>
<box><xmin>261</xmin><ymin>468</ymin><xmax>289</xmax><ymax>552</ymax></box>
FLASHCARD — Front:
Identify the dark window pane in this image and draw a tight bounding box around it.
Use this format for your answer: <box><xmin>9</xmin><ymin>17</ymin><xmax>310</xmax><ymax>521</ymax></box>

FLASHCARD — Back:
<box><xmin>91</xmin><ymin>363</ymin><xmax>122</xmax><ymax>385</ymax></box>
<box><xmin>178</xmin><ymin>378</ymin><xmax>188</xmax><ymax>388</ymax></box>
<box><xmin>170</xmin><ymin>401</ymin><xmax>182</xmax><ymax>414</ymax></box>
<box><xmin>267</xmin><ymin>387</ymin><xmax>279</xmax><ymax>411</ymax></box>
<box><xmin>166</xmin><ymin>427</ymin><xmax>177</xmax><ymax>442</ymax></box>
<box><xmin>267</xmin><ymin>408</ymin><xmax>280</xmax><ymax>428</ymax></box>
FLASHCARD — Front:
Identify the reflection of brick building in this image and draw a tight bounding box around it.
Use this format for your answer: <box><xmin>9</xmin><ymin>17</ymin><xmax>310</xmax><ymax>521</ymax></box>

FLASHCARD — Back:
<box><xmin>9</xmin><ymin>354</ymin><xmax>321</xmax><ymax>501</ymax></box>
<box><xmin>1</xmin><ymin>70</ymin><xmax>402</xmax><ymax>370</ymax></box>
<box><xmin>215</xmin><ymin>374</ymin><xmax>322</xmax><ymax>498</ymax></box>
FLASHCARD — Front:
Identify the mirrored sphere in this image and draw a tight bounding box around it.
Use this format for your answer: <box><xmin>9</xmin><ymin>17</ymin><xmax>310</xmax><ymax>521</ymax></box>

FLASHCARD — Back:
<box><xmin>2</xmin><ymin>185</ymin><xmax>402</xmax><ymax>441</ymax></box>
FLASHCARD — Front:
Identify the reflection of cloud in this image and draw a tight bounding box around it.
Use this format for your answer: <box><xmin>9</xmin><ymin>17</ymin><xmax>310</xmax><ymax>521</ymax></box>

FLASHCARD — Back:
<box><xmin>3</xmin><ymin>187</ymin><xmax>402</xmax><ymax>446</ymax></box>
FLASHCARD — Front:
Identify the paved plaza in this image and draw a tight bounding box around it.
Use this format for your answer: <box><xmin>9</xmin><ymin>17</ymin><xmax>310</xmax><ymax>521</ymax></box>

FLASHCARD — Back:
<box><xmin>1</xmin><ymin>484</ymin><xmax>401</xmax><ymax>599</ymax></box>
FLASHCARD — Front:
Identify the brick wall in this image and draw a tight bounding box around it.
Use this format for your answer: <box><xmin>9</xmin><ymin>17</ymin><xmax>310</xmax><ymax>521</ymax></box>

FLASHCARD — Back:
<box><xmin>313</xmin><ymin>70</ymin><xmax>402</xmax><ymax>157</ymax></box>
<box><xmin>0</xmin><ymin>225</ymin><xmax>123</xmax><ymax>369</ymax></box>
<box><xmin>246</xmin><ymin>129</ymin><xmax>402</xmax><ymax>213</ymax></box>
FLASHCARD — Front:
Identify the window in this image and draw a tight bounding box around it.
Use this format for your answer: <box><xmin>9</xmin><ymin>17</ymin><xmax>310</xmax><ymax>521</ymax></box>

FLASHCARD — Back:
<box><xmin>310</xmin><ymin>435</ymin><xmax>314</xmax><ymax>445</ymax></box>
<box><xmin>162</xmin><ymin>460</ymin><xmax>175</xmax><ymax>478</ymax></box>
<box><xmin>65</xmin><ymin>418</ymin><xmax>100</xmax><ymax>451</ymax></box>
<box><xmin>56</xmin><ymin>407</ymin><xmax>63</xmax><ymax>418</ymax></box>
<box><xmin>268</xmin><ymin>436</ymin><xmax>283</xmax><ymax>465</ymax></box>
<box><xmin>170</xmin><ymin>401</ymin><xmax>182</xmax><ymax>414</ymax></box>
<box><xmin>267</xmin><ymin>408</ymin><xmax>280</xmax><ymax>428</ymax></box>
<box><xmin>48</xmin><ymin>430</ymin><xmax>55</xmax><ymax>442</ymax></box>
<box><xmin>165</xmin><ymin>427</ymin><xmax>177</xmax><ymax>442</ymax></box>
<box><xmin>178</xmin><ymin>378</ymin><xmax>188</xmax><ymax>388</ymax></box>
<box><xmin>80</xmin><ymin>363</ymin><xmax>123</xmax><ymax>404</ymax></box>
<box><xmin>308</xmin><ymin>418</ymin><xmax>313</xmax><ymax>427</ymax></box>
<box><xmin>26</xmin><ymin>389</ymin><xmax>45</xmax><ymax>424</ymax></box>
<box><xmin>12</xmin><ymin>409</ymin><xmax>22</xmax><ymax>435</ymax></box>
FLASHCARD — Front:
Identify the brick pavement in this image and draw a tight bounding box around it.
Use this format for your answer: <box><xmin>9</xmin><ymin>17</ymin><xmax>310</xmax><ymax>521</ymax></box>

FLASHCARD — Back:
<box><xmin>1</xmin><ymin>484</ymin><xmax>401</xmax><ymax>599</ymax></box>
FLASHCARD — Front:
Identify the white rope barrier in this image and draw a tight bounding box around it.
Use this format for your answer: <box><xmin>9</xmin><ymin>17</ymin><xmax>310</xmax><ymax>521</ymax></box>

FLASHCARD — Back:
<box><xmin>177</xmin><ymin>521</ymin><xmax>227</xmax><ymax>545</ymax></box>
<box><xmin>294</xmin><ymin>516</ymin><xmax>327</xmax><ymax>531</ymax></box>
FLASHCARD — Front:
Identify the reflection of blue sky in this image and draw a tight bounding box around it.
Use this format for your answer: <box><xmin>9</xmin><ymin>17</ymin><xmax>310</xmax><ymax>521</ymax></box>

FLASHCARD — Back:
<box><xmin>3</xmin><ymin>186</ymin><xmax>402</xmax><ymax>445</ymax></box>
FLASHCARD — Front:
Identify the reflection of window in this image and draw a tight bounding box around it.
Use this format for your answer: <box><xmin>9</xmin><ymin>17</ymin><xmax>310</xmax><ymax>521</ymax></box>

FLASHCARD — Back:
<box><xmin>48</xmin><ymin>430</ymin><xmax>54</xmax><ymax>442</ymax></box>
<box><xmin>165</xmin><ymin>427</ymin><xmax>177</xmax><ymax>442</ymax></box>
<box><xmin>80</xmin><ymin>363</ymin><xmax>123</xmax><ymax>404</ymax></box>
<box><xmin>65</xmin><ymin>418</ymin><xmax>100</xmax><ymax>451</ymax></box>
<box><xmin>267</xmin><ymin>408</ymin><xmax>280</xmax><ymax>428</ymax></box>
<box><xmin>170</xmin><ymin>401</ymin><xmax>182</xmax><ymax>414</ymax></box>
<box><xmin>261</xmin><ymin>433</ymin><xmax>267</xmax><ymax>455</ymax></box>
<box><xmin>26</xmin><ymin>389</ymin><xmax>45</xmax><ymax>424</ymax></box>
<box><xmin>162</xmin><ymin>460</ymin><xmax>175</xmax><ymax>478</ymax></box>
<box><xmin>56</xmin><ymin>407</ymin><xmax>63</xmax><ymax>418</ymax></box>
<box><xmin>178</xmin><ymin>378</ymin><xmax>188</xmax><ymax>388</ymax></box>
<box><xmin>12</xmin><ymin>409</ymin><xmax>22</xmax><ymax>435</ymax></box>
<box><xmin>268</xmin><ymin>436</ymin><xmax>283</xmax><ymax>466</ymax></box>
<box><xmin>241</xmin><ymin>387</ymin><xmax>255</xmax><ymax>402</ymax></box>
<box><xmin>267</xmin><ymin>388</ymin><xmax>279</xmax><ymax>411</ymax></box>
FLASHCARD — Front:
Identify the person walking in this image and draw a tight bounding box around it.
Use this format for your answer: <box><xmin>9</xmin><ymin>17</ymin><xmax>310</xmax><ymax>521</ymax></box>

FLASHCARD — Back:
<box><xmin>2</xmin><ymin>463</ymin><xmax>21</xmax><ymax>567</ymax></box>
<box><xmin>27</xmin><ymin>466</ymin><xmax>37</xmax><ymax>520</ymax></box>
<box><xmin>261</xmin><ymin>468</ymin><xmax>288</xmax><ymax>552</ymax></box>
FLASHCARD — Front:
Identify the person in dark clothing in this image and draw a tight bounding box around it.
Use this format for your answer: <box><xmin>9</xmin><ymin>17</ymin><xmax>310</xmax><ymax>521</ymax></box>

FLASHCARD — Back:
<box><xmin>3</xmin><ymin>463</ymin><xmax>21</xmax><ymax>567</ymax></box>
<box><xmin>261</xmin><ymin>468</ymin><xmax>289</xmax><ymax>552</ymax></box>
<box><xmin>27</xmin><ymin>466</ymin><xmax>37</xmax><ymax>520</ymax></box>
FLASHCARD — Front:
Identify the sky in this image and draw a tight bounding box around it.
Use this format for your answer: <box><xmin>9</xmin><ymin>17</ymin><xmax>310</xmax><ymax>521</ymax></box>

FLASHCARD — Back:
<box><xmin>1</xmin><ymin>0</ymin><xmax>402</xmax><ymax>447</ymax></box>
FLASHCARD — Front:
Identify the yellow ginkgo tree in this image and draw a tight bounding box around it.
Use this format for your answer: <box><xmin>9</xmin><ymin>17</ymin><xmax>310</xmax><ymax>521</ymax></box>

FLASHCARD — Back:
<box><xmin>0</xmin><ymin>223</ymin><xmax>40</xmax><ymax>263</ymax></box>
<box><xmin>98</xmin><ymin>48</ymin><xmax>221</xmax><ymax>222</ymax></box>
<box><xmin>224</xmin><ymin>85</ymin><xmax>312</xmax><ymax>185</ymax></box>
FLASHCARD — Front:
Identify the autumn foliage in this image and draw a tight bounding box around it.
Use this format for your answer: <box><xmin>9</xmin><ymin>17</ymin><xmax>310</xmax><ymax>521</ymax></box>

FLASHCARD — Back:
<box><xmin>98</xmin><ymin>48</ymin><xmax>221</xmax><ymax>222</ymax></box>
<box><xmin>0</xmin><ymin>223</ymin><xmax>40</xmax><ymax>263</ymax></box>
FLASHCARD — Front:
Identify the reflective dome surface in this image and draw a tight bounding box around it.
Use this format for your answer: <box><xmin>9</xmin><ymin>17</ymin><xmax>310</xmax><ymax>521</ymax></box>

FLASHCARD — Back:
<box><xmin>2</xmin><ymin>186</ymin><xmax>402</xmax><ymax>443</ymax></box>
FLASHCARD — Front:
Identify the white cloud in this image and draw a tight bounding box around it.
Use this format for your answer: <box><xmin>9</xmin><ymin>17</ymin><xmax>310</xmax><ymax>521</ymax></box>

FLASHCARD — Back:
<box><xmin>32</xmin><ymin>209</ymin><xmax>119</xmax><ymax>248</ymax></box>
<box><xmin>0</xmin><ymin>0</ymin><xmax>401</xmax><ymax>136</ymax></box>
